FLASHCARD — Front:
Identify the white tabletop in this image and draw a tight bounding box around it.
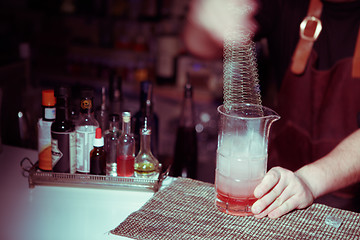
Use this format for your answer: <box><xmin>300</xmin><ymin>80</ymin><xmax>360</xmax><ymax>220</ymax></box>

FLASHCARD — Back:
<box><xmin>0</xmin><ymin>145</ymin><xmax>173</xmax><ymax>240</ymax></box>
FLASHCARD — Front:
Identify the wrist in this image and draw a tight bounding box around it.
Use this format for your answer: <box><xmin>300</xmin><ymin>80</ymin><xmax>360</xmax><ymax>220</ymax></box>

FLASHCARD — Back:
<box><xmin>295</xmin><ymin>165</ymin><xmax>319</xmax><ymax>200</ymax></box>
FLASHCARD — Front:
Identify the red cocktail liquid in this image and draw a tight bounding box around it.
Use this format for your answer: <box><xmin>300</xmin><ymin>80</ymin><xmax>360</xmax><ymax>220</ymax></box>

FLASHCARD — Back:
<box><xmin>117</xmin><ymin>155</ymin><xmax>135</xmax><ymax>177</ymax></box>
<box><xmin>215</xmin><ymin>189</ymin><xmax>257</xmax><ymax>216</ymax></box>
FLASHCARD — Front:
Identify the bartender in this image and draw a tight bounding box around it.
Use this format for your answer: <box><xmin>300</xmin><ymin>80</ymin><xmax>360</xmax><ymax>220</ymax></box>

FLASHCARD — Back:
<box><xmin>183</xmin><ymin>0</ymin><xmax>360</xmax><ymax>217</ymax></box>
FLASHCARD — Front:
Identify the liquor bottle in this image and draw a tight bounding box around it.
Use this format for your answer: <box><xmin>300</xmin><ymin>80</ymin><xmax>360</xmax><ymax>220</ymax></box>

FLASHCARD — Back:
<box><xmin>95</xmin><ymin>86</ymin><xmax>109</xmax><ymax>134</ymax></box>
<box><xmin>133</xmin><ymin>81</ymin><xmax>159</xmax><ymax>157</ymax></box>
<box><xmin>51</xmin><ymin>87</ymin><xmax>76</xmax><ymax>173</ymax></box>
<box><xmin>90</xmin><ymin>127</ymin><xmax>106</xmax><ymax>175</ymax></box>
<box><xmin>75</xmin><ymin>89</ymin><xmax>99</xmax><ymax>174</ymax></box>
<box><xmin>171</xmin><ymin>82</ymin><xmax>198</xmax><ymax>179</ymax></box>
<box><xmin>134</xmin><ymin>117</ymin><xmax>160</xmax><ymax>178</ymax></box>
<box><xmin>117</xmin><ymin>112</ymin><xmax>135</xmax><ymax>177</ymax></box>
<box><xmin>104</xmin><ymin>114</ymin><xmax>121</xmax><ymax>176</ymax></box>
<box><xmin>38</xmin><ymin>89</ymin><xmax>56</xmax><ymax>171</ymax></box>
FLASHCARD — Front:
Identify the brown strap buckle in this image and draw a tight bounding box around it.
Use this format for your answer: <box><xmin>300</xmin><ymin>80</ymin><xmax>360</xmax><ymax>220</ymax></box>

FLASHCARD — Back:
<box><xmin>300</xmin><ymin>16</ymin><xmax>322</xmax><ymax>42</ymax></box>
<box><xmin>291</xmin><ymin>0</ymin><xmax>323</xmax><ymax>75</ymax></box>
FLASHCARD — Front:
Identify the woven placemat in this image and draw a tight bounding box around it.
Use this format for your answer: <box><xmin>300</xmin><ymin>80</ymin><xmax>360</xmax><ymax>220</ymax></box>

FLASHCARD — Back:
<box><xmin>111</xmin><ymin>178</ymin><xmax>360</xmax><ymax>239</ymax></box>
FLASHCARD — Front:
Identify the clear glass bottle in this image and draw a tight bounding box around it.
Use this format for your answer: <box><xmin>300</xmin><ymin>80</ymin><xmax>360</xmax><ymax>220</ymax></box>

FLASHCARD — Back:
<box><xmin>104</xmin><ymin>114</ymin><xmax>121</xmax><ymax>176</ymax></box>
<box><xmin>51</xmin><ymin>87</ymin><xmax>76</xmax><ymax>173</ymax></box>
<box><xmin>75</xmin><ymin>89</ymin><xmax>99</xmax><ymax>174</ymax></box>
<box><xmin>134</xmin><ymin>117</ymin><xmax>160</xmax><ymax>178</ymax></box>
<box><xmin>171</xmin><ymin>82</ymin><xmax>198</xmax><ymax>179</ymax></box>
<box><xmin>90</xmin><ymin>127</ymin><xmax>106</xmax><ymax>175</ymax></box>
<box><xmin>133</xmin><ymin>80</ymin><xmax>159</xmax><ymax>157</ymax></box>
<box><xmin>117</xmin><ymin>112</ymin><xmax>135</xmax><ymax>177</ymax></box>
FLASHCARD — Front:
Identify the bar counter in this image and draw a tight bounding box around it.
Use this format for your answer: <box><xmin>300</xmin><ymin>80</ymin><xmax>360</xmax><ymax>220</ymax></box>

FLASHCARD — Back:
<box><xmin>0</xmin><ymin>145</ymin><xmax>173</xmax><ymax>240</ymax></box>
<box><xmin>1</xmin><ymin>145</ymin><xmax>359</xmax><ymax>240</ymax></box>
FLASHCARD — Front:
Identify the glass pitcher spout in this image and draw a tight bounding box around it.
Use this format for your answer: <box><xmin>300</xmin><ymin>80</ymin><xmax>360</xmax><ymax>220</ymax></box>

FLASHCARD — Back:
<box><xmin>217</xmin><ymin>103</ymin><xmax>280</xmax><ymax>151</ymax></box>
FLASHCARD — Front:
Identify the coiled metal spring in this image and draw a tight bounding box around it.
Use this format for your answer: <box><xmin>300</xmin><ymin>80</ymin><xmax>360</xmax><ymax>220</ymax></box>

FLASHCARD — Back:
<box><xmin>222</xmin><ymin>4</ymin><xmax>262</xmax><ymax>114</ymax></box>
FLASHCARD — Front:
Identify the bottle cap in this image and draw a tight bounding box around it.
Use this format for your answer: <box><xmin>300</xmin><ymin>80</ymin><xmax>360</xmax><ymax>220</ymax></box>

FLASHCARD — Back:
<box><xmin>122</xmin><ymin>112</ymin><xmax>131</xmax><ymax>123</ymax></box>
<box><xmin>93</xmin><ymin>127</ymin><xmax>104</xmax><ymax>147</ymax></box>
<box><xmin>42</xmin><ymin>90</ymin><xmax>56</xmax><ymax>106</ymax></box>
<box><xmin>80</xmin><ymin>89</ymin><xmax>94</xmax><ymax>111</ymax></box>
<box><xmin>80</xmin><ymin>98</ymin><xmax>93</xmax><ymax>110</ymax></box>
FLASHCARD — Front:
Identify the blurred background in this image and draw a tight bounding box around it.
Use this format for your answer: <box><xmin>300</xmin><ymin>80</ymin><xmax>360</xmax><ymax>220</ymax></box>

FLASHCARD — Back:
<box><xmin>0</xmin><ymin>0</ymin><xmax>270</xmax><ymax>183</ymax></box>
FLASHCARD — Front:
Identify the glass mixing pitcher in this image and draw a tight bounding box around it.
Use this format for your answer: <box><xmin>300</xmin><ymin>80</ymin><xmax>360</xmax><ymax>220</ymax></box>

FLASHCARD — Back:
<box><xmin>215</xmin><ymin>103</ymin><xmax>280</xmax><ymax>216</ymax></box>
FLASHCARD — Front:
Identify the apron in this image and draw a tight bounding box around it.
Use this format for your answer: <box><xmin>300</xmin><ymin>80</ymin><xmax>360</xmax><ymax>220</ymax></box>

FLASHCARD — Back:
<box><xmin>268</xmin><ymin>31</ymin><xmax>360</xmax><ymax>205</ymax></box>
<box><xmin>269</xmin><ymin>49</ymin><xmax>360</xmax><ymax>170</ymax></box>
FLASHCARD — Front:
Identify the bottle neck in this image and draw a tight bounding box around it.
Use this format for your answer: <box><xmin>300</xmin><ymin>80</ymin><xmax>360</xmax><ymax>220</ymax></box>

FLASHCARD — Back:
<box><xmin>180</xmin><ymin>85</ymin><xmax>195</xmax><ymax>127</ymax></box>
<box><xmin>80</xmin><ymin>109</ymin><xmax>95</xmax><ymax>118</ymax></box>
<box><xmin>55</xmin><ymin>97</ymin><xmax>69</xmax><ymax>121</ymax></box>
<box><xmin>122</xmin><ymin>120</ymin><xmax>131</xmax><ymax>135</ymax></box>
<box><xmin>139</xmin><ymin>130</ymin><xmax>152</xmax><ymax>153</ymax></box>
<box><xmin>139</xmin><ymin>81</ymin><xmax>153</xmax><ymax>116</ymax></box>
<box><xmin>101</xmin><ymin>87</ymin><xmax>107</xmax><ymax>111</ymax></box>
<box><xmin>140</xmin><ymin>98</ymin><xmax>153</xmax><ymax>115</ymax></box>
<box><xmin>109</xmin><ymin>121</ymin><xmax>120</xmax><ymax>131</ymax></box>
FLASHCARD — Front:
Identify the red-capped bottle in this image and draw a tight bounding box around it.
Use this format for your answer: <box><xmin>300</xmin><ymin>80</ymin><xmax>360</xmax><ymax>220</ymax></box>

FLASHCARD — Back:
<box><xmin>90</xmin><ymin>127</ymin><xmax>106</xmax><ymax>175</ymax></box>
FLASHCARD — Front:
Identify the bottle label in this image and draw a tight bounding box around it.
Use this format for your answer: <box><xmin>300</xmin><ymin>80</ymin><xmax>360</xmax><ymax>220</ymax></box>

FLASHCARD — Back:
<box><xmin>51</xmin><ymin>138</ymin><xmax>63</xmax><ymax>166</ymax></box>
<box><xmin>38</xmin><ymin>119</ymin><xmax>53</xmax><ymax>171</ymax></box>
<box><xmin>51</xmin><ymin>131</ymin><xmax>76</xmax><ymax>173</ymax></box>
<box><xmin>44</xmin><ymin>107</ymin><xmax>56</xmax><ymax>120</ymax></box>
<box><xmin>76</xmin><ymin>126</ymin><xmax>96</xmax><ymax>173</ymax></box>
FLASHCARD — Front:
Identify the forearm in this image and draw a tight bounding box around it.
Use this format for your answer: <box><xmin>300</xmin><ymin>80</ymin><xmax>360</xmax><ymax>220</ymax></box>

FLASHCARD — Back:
<box><xmin>295</xmin><ymin>129</ymin><xmax>360</xmax><ymax>199</ymax></box>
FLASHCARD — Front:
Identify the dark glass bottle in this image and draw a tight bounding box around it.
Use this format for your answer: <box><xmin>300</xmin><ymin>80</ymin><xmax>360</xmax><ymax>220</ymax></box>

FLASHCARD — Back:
<box><xmin>90</xmin><ymin>127</ymin><xmax>106</xmax><ymax>175</ymax></box>
<box><xmin>133</xmin><ymin>81</ymin><xmax>159</xmax><ymax>158</ymax></box>
<box><xmin>51</xmin><ymin>87</ymin><xmax>76</xmax><ymax>173</ymax></box>
<box><xmin>171</xmin><ymin>83</ymin><xmax>198</xmax><ymax>179</ymax></box>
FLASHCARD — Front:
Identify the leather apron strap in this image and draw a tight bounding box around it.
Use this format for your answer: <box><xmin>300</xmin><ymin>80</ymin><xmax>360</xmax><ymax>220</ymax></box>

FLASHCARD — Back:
<box><xmin>352</xmin><ymin>27</ymin><xmax>360</xmax><ymax>78</ymax></box>
<box><xmin>291</xmin><ymin>0</ymin><xmax>323</xmax><ymax>75</ymax></box>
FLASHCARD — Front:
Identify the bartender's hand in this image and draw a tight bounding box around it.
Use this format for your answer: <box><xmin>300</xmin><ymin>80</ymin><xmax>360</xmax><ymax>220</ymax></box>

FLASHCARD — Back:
<box><xmin>183</xmin><ymin>0</ymin><xmax>258</xmax><ymax>59</ymax></box>
<box><xmin>251</xmin><ymin>167</ymin><xmax>315</xmax><ymax>219</ymax></box>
